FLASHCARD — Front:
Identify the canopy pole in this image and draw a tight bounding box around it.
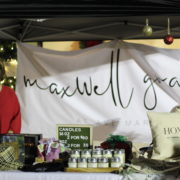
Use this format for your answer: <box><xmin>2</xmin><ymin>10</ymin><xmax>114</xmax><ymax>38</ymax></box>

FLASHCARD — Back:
<box><xmin>20</xmin><ymin>21</ymin><xmax>32</xmax><ymax>41</ymax></box>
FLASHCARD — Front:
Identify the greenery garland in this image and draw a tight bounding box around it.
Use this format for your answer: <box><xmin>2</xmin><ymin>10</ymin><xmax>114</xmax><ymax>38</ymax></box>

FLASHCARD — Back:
<box><xmin>0</xmin><ymin>41</ymin><xmax>17</xmax><ymax>61</ymax></box>
<box><xmin>0</xmin><ymin>41</ymin><xmax>17</xmax><ymax>89</ymax></box>
<box><xmin>1</xmin><ymin>76</ymin><xmax>16</xmax><ymax>90</ymax></box>
<box><xmin>106</xmin><ymin>134</ymin><xmax>128</xmax><ymax>143</ymax></box>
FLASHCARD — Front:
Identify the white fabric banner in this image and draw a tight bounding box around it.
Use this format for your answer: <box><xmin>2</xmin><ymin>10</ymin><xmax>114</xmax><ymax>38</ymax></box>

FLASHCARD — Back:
<box><xmin>16</xmin><ymin>41</ymin><xmax>180</xmax><ymax>143</ymax></box>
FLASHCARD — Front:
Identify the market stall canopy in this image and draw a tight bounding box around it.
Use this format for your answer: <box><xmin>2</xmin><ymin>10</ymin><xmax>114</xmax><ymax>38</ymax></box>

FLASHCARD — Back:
<box><xmin>1</xmin><ymin>0</ymin><xmax>180</xmax><ymax>41</ymax></box>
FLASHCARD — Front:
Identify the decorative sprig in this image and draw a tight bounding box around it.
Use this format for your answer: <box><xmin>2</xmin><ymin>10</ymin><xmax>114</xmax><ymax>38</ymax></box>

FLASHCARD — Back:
<box><xmin>106</xmin><ymin>134</ymin><xmax>128</xmax><ymax>143</ymax></box>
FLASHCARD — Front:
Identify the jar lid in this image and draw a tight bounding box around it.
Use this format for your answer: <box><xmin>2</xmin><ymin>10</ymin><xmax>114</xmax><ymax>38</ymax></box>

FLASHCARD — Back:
<box><xmin>111</xmin><ymin>157</ymin><xmax>120</xmax><ymax>162</ymax></box>
<box><xmin>77</xmin><ymin>157</ymin><xmax>87</xmax><ymax>163</ymax></box>
<box><xmin>103</xmin><ymin>149</ymin><xmax>112</xmax><ymax>155</ymax></box>
<box><xmin>114</xmin><ymin>149</ymin><xmax>125</xmax><ymax>154</ymax></box>
<box><xmin>98</xmin><ymin>157</ymin><xmax>108</xmax><ymax>163</ymax></box>
<box><xmin>68</xmin><ymin>157</ymin><xmax>77</xmax><ymax>163</ymax></box>
<box><xmin>120</xmin><ymin>149</ymin><xmax>125</xmax><ymax>153</ymax></box>
<box><xmin>95</xmin><ymin>147</ymin><xmax>103</xmax><ymax>150</ymax></box>
<box><xmin>81</xmin><ymin>149</ymin><xmax>91</xmax><ymax>154</ymax></box>
<box><xmin>87</xmin><ymin>157</ymin><xmax>97</xmax><ymax>163</ymax></box>
<box><xmin>92</xmin><ymin>149</ymin><xmax>102</xmax><ymax>155</ymax></box>
<box><xmin>108</xmin><ymin>149</ymin><xmax>114</xmax><ymax>152</ymax></box>
<box><xmin>71</xmin><ymin>150</ymin><xmax>80</xmax><ymax>154</ymax></box>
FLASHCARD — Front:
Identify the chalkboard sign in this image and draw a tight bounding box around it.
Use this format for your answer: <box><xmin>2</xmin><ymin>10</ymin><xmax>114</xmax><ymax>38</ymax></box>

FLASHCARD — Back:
<box><xmin>56</xmin><ymin>124</ymin><xmax>93</xmax><ymax>149</ymax></box>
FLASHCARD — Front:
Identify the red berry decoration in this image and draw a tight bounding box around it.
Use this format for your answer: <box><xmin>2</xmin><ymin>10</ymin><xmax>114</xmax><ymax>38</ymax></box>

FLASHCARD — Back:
<box><xmin>100</xmin><ymin>141</ymin><xmax>111</xmax><ymax>149</ymax></box>
<box><xmin>164</xmin><ymin>34</ymin><xmax>174</xmax><ymax>45</ymax></box>
<box><xmin>100</xmin><ymin>135</ymin><xmax>133</xmax><ymax>163</ymax></box>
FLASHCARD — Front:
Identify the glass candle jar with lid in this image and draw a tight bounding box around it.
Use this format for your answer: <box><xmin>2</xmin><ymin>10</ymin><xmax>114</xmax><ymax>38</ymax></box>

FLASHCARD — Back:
<box><xmin>110</xmin><ymin>157</ymin><xmax>121</xmax><ymax>168</ymax></box>
<box><xmin>77</xmin><ymin>157</ymin><xmax>87</xmax><ymax>168</ymax></box>
<box><xmin>68</xmin><ymin>157</ymin><xmax>77</xmax><ymax>168</ymax></box>
<box><xmin>87</xmin><ymin>157</ymin><xmax>97</xmax><ymax>168</ymax></box>
<box><xmin>114</xmin><ymin>149</ymin><xmax>125</xmax><ymax>165</ymax></box>
<box><xmin>70</xmin><ymin>150</ymin><xmax>80</xmax><ymax>158</ymax></box>
<box><xmin>97</xmin><ymin>157</ymin><xmax>109</xmax><ymax>168</ymax></box>
<box><xmin>102</xmin><ymin>149</ymin><xmax>112</xmax><ymax>158</ymax></box>
<box><xmin>92</xmin><ymin>149</ymin><xmax>102</xmax><ymax>158</ymax></box>
<box><xmin>81</xmin><ymin>149</ymin><xmax>91</xmax><ymax>158</ymax></box>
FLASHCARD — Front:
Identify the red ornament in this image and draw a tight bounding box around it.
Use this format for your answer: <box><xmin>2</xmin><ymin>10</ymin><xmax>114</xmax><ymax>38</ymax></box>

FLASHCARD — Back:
<box><xmin>84</xmin><ymin>40</ymin><xmax>102</xmax><ymax>47</ymax></box>
<box><xmin>164</xmin><ymin>34</ymin><xmax>174</xmax><ymax>45</ymax></box>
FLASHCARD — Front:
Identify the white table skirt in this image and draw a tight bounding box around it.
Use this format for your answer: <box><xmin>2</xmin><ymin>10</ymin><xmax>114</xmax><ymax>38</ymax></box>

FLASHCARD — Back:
<box><xmin>0</xmin><ymin>171</ymin><xmax>123</xmax><ymax>180</ymax></box>
<box><xmin>0</xmin><ymin>171</ymin><xmax>180</xmax><ymax>180</ymax></box>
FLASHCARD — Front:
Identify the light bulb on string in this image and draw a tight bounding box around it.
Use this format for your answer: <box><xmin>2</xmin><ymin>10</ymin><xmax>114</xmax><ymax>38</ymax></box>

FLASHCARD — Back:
<box><xmin>164</xmin><ymin>18</ymin><xmax>174</xmax><ymax>45</ymax></box>
<box><xmin>142</xmin><ymin>18</ymin><xmax>153</xmax><ymax>36</ymax></box>
<box><xmin>10</xmin><ymin>85</ymin><xmax>14</xmax><ymax>89</ymax></box>
<box><xmin>0</xmin><ymin>45</ymin><xmax>4</xmax><ymax>52</ymax></box>
<box><xmin>0</xmin><ymin>79</ymin><xmax>5</xmax><ymax>84</ymax></box>
<box><xmin>8</xmin><ymin>79</ymin><xmax>13</xmax><ymax>83</ymax></box>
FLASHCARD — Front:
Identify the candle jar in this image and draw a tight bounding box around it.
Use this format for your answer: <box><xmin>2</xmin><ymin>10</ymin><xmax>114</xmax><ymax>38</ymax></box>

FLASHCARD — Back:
<box><xmin>114</xmin><ymin>149</ymin><xmax>125</xmax><ymax>165</ymax></box>
<box><xmin>102</xmin><ymin>149</ymin><xmax>112</xmax><ymax>158</ymax></box>
<box><xmin>81</xmin><ymin>149</ymin><xmax>91</xmax><ymax>158</ymax></box>
<box><xmin>97</xmin><ymin>157</ymin><xmax>109</xmax><ymax>168</ymax></box>
<box><xmin>70</xmin><ymin>150</ymin><xmax>80</xmax><ymax>158</ymax></box>
<box><xmin>87</xmin><ymin>157</ymin><xmax>97</xmax><ymax>168</ymax></box>
<box><xmin>92</xmin><ymin>149</ymin><xmax>102</xmax><ymax>158</ymax></box>
<box><xmin>77</xmin><ymin>157</ymin><xmax>87</xmax><ymax>168</ymax></box>
<box><xmin>110</xmin><ymin>157</ymin><xmax>121</xmax><ymax>168</ymax></box>
<box><xmin>68</xmin><ymin>157</ymin><xmax>77</xmax><ymax>168</ymax></box>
